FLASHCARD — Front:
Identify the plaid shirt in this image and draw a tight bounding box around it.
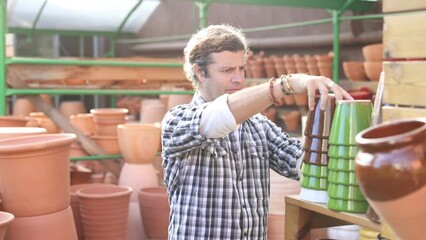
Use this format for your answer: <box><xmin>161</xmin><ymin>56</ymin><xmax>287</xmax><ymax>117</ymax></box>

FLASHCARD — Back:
<box><xmin>161</xmin><ymin>94</ymin><xmax>302</xmax><ymax>240</ymax></box>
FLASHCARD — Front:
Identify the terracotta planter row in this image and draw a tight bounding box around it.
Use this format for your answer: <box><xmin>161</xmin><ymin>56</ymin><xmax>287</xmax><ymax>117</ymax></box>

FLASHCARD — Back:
<box><xmin>343</xmin><ymin>43</ymin><xmax>383</xmax><ymax>82</ymax></box>
<box><xmin>246</xmin><ymin>51</ymin><xmax>333</xmax><ymax>79</ymax></box>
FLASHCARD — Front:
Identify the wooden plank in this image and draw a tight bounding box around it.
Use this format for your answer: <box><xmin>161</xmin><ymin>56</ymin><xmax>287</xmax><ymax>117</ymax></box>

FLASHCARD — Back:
<box><xmin>383</xmin><ymin>61</ymin><xmax>426</xmax><ymax>107</ymax></box>
<box><xmin>383</xmin><ymin>1</ymin><xmax>426</xmax><ymax>13</ymax></box>
<box><xmin>382</xmin><ymin>106</ymin><xmax>426</xmax><ymax>122</ymax></box>
<box><xmin>285</xmin><ymin>195</ymin><xmax>380</xmax><ymax>231</ymax></box>
<box><xmin>7</xmin><ymin>64</ymin><xmax>186</xmax><ymax>82</ymax></box>
<box><xmin>383</xmin><ymin>13</ymin><xmax>426</xmax><ymax>59</ymax></box>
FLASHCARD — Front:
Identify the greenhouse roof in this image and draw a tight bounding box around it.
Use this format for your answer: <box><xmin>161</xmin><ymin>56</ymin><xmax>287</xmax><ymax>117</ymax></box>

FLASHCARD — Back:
<box><xmin>6</xmin><ymin>0</ymin><xmax>161</xmax><ymax>36</ymax></box>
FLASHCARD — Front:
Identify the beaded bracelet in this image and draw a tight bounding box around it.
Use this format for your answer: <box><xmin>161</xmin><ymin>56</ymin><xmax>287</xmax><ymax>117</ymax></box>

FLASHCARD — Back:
<box><xmin>279</xmin><ymin>74</ymin><xmax>295</xmax><ymax>95</ymax></box>
<box><xmin>268</xmin><ymin>77</ymin><xmax>282</xmax><ymax>106</ymax></box>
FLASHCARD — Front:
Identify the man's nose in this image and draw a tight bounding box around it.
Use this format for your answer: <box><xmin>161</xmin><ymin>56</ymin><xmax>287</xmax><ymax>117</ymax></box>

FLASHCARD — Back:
<box><xmin>231</xmin><ymin>70</ymin><xmax>244</xmax><ymax>83</ymax></box>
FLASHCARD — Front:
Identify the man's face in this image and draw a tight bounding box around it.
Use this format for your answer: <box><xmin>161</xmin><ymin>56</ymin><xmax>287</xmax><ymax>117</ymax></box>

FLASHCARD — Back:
<box><xmin>198</xmin><ymin>50</ymin><xmax>246</xmax><ymax>101</ymax></box>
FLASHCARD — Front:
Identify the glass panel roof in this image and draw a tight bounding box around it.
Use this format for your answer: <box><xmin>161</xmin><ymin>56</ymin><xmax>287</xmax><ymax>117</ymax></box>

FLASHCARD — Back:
<box><xmin>7</xmin><ymin>0</ymin><xmax>161</xmax><ymax>33</ymax></box>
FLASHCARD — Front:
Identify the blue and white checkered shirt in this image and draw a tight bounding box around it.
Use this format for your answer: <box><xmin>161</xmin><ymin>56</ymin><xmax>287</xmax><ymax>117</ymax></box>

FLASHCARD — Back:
<box><xmin>161</xmin><ymin>94</ymin><xmax>302</xmax><ymax>240</ymax></box>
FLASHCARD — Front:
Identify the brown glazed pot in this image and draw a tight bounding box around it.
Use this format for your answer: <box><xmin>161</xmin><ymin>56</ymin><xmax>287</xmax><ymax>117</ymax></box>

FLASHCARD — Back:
<box><xmin>355</xmin><ymin>118</ymin><xmax>426</xmax><ymax>240</ymax></box>
<box><xmin>0</xmin><ymin>134</ymin><xmax>76</xmax><ymax>217</ymax></box>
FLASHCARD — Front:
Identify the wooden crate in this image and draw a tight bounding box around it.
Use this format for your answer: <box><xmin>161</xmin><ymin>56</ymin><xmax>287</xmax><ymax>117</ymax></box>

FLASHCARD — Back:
<box><xmin>383</xmin><ymin>61</ymin><xmax>426</xmax><ymax>107</ymax></box>
<box><xmin>382</xmin><ymin>106</ymin><xmax>426</xmax><ymax>122</ymax></box>
<box><xmin>383</xmin><ymin>13</ymin><xmax>426</xmax><ymax>59</ymax></box>
<box><xmin>383</xmin><ymin>0</ymin><xmax>426</xmax><ymax>13</ymax></box>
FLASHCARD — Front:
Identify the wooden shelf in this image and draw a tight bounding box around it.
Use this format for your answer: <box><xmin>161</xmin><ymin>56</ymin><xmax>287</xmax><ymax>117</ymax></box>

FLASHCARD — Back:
<box><xmin>285</xmin><ymin>195</ymin><xmax>380</xmax><ymax>240</ymax></box>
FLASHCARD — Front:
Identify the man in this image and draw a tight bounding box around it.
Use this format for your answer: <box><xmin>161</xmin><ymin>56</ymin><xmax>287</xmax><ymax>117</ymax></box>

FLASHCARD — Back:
<box><xmin>161</xmin><ymin>24</ymin><xmax>352</xmax><ymax>239</ymax></box>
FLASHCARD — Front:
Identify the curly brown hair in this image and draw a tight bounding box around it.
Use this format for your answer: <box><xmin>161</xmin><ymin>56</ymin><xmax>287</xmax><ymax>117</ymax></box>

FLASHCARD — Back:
<box><xmin>183</xmin><ymin>24</ymin><xmax>250</xmax><ymax>90</ymax></box>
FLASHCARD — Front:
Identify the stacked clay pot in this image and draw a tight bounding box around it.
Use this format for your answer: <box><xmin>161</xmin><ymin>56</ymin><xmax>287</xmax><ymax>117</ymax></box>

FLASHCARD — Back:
<box><xmin>299</xmin><ymin>94</ymin><xmax>336</xmax><ymax>203</ymax></box>
<box><xmin>0</xmin><ymin>133</ymin><xmax>78</xmax><ymax>240</ymax></box>
<box><xmin>89</xmin><ymin>108</ymin><xmax>128</xmax><ymax>155</ymax></box>
<box><xmin>326</xmin><ymin>100</ymin><xmax>372</xmax><ymax>213</ymax></box>
<box><xmin>355</xmin><ymin>118</ymin><xmax>426</xmax><ymax>240</ymax></box>
<box><xmin>117</xmin><ymin>122</ymin><xmax>162</xmax><ymax>240</ymax></box>
<box><xmin>362</xmin><ymin>43</ymin><xmax>383</xmax><ymax>81</ymax></box>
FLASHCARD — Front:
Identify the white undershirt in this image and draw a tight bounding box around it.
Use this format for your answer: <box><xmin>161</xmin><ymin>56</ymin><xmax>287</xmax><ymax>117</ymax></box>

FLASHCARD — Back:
<box><xmin>200</xmin><ymin>94</ymin><xmax>239</xmax><ymax>138</ymax></box>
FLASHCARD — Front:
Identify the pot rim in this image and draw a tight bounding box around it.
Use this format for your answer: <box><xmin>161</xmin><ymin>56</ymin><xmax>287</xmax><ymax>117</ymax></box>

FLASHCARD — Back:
<box><xmin>0</xmin><ymin>211</ymin><xmax>15</xmax><ymax>226</ymax></box>
<box><xmin>117</xmin><ymin>122</ymin><xmax>161</xmax><ymax>130</ymax></box>
<box><xmin>356</xmin><ymin>118</ymin><xmax>426</xmax><ymax>149</ymax></box>
<box><xmin>0</xmin><ymin>133</ymin><xmax>76</xmax><ymax>153</ymax></box>
<box><xmin>76</xmin><ymin>185</ymin><xmax>132</xmax><ymax>199</ymax></box>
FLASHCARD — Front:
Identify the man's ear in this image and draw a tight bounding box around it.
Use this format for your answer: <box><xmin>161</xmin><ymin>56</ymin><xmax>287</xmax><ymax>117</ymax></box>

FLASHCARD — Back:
<box><xmin>194</xmin><ymin>64</ymin><xmax>205</xmax><ymax>83</ymax></box>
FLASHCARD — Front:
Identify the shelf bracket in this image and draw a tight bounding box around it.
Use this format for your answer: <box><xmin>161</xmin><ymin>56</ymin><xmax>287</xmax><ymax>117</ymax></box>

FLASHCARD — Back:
<box><xmin>194</xmin><ymin>0</ymin><xmax>213</xmax><ymax>28</ymax></box>
<box><xmin>0</xmin><ymin>0</ymin><xmax>6</xmax><ymax>115</ymax></box>
<box><xmin>331</xmin><ymin>0</ymin><xmax>355</xmax><ymax>83</ymax></box>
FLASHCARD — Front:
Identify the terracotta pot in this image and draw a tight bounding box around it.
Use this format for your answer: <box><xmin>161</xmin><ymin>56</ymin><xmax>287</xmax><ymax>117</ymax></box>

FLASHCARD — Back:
<box><xmin>5</xmin><ymin>206</ymin><xmax>77</xmax><ymax>240</ymax></box>
<box><xmin>280</xmin><ymin>111</ymin><xmax>300</xmax><ymax>132</ymax></box>
<box><xmin>90</xmin><ymin>108</ymin><xmax>128</xmax><ymax>136</ymax></box>
<box><xmin>70</xmin><ymin>183</ymin><xmax>115</xmax><ymax>240</ymax></box>
<box><xmin>293</xmin><ymin>94</ymin><xmax>308</xmax><ymax>107</ymax></box>
<box><xmin>0</xmin><ymin>134</ymin><xmax>76</xmax><ymax>217</ymax></box>
<box><xmin>25</xmin><ymin>117</ymin><xmax>61</xmax><ymax>134</ymax></box>
<box><xmin>117</xmin><ymin>123</ymin><xmax>161</xmax><ymax>164</ymax></box>
<box><xmin>138</xmin><ymin>187</ymin><xmax>169</xmax><ymax>240</ymax></box>
<box><xmin>119</xmin><ymin>163</ymin><xmax>160</xmax><ymax>202</ymax></box>
<box><xmin>140</xmin><ymin>100</ymin><xmax>167</xmax><ymax>124</ymax></box>
<box><xmin>167</xmin><ymin>93</ymin><xmax>193</xmax><ymax>111</ymax></box>
<box><xmin>362</xmin><ymin>43</ymin><xmax>383</xmax><ymax>61</ymax></box>
<box><xmin>12</xmin><ymin>98</ymin><xmax>35</xmax><ymax>117</ymax></box>
<box><xmin>355</xmin><ymin>118</ymin><xmax>426</xmax><ymax>240</ymax></box>
<box><xmin>0</xmin><ymin>116</ymin><xmax>28</xmax><ymax>127</ymax></box>
<box><xmin>90</xmin><ymin>135</ymin><xmax>121</xmax><ymax>155</ymax></box>
<box><xmin>267</xmin><ymin>213</ymin><xmax>285</xmax><ymax>240</ymax></box>
<box><xmin>77</xmin><ymin>185</ymin><xmax>132</xmax><ymax>240</ymax></box>
<box><xmin>261</xmin><ymin>107</ymin><xmax>277</xmax><ymax>123</ymax></box>
<box><xmin>317</xmin><ymin>62</ymin><xmax>333</xmax><ymax>78</ymax></box>
<box><xmin>60</xmin><ymin>101</ymin><xmax>87</xmax><ymax>118</ymax></box>
<box><xmin>126</xmin><ymin>201</ymin><xmax>146</xmax><ymax>240</ymax></box>
<box><xmin>70</xmin><ymin>164</ymin><xmax>92</xmax><ymax>186</ymax></box>
<box><xmin>363</xmin><ymin>61</ymin><xmax>382</xmax><ymax>81</ymax></box>
<box><xmin>343</xmin><ymin>61</ymin><xmax>368</xmax><ymax>81</ymax></box>
<box><xmin>0</xmin><ymin>127</ymin><xmax>46</xmax><ymax>140</ymax></box>
<box><xmin>70</xmin><ymin>113</ymin><xmax>95</xmax><ymax>136</ymax></box>
<box><xmin>0</xmin><ymin>211</ymin><xmax>14</xmax><ymax>240</ymax></box>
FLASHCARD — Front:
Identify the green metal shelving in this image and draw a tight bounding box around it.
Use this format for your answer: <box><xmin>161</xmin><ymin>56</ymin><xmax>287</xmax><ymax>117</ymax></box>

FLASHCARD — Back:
<box><xmin>1</xmin><ymin>0</ymin><xmax>379</xmax><ymax>162</ymax></box>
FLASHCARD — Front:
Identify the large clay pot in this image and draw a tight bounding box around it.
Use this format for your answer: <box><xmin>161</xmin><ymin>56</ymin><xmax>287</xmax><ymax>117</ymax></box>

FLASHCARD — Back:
<box><xmin>355</xmin><ymin>118</ymin><xmax>426</xmax><ymax>240</ymax></box>
<box><xmin>5</xmin><ymin>206</ymin><xmax>77</xmax><ymax>240</ymax></box>
<box><xmin>0</xmin><ymin>133</ymin><xmax>76</xmax><ymax>217</ymax></box>
<box><xmin>77</xmin><ymin>185</ymin><xmax>132</xmax><ymax>240</ymax></box>
<box><xmin>117</xmin><ymin>123</ymin><xmax>161</xmax><ymax>164</ymax></box>
<box><xmin>0</xmin><ymin>211</ymin><xmax>14</xmax><ymax>240</ymax></box>
<box><xmin>138</xmin><ymin>187</ymin><xmax>169</xmax><ymax>240</ymax></box>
